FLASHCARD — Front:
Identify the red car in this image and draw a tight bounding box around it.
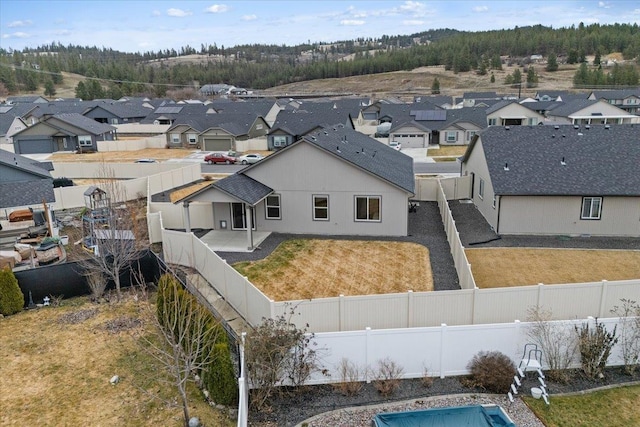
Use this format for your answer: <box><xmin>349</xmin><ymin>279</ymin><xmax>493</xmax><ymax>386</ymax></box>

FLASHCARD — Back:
<box><xmin>204</xmin><ymin>152</ymin><xmax>237</xmax><ymax>164</ymax></box>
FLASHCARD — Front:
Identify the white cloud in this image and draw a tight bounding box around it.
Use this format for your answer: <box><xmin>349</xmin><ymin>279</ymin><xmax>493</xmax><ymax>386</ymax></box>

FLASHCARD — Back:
<box><xmin>8</xmin><ymin>20</ymin><xmax>33</xmax><ymax>28</ymax></box>
<box><xmin>54</xmin><ymin>29</ymin><xmax>71</xmax><ymax>36</ymax></box>
<box><xmin>399</xmin><ymin>1</ymin><xmax>427</xmax><ymax>16</ymax></box>
<box><xmin>3</xmin><ymin>32</ymin><xmax>30</xmax><ymax>39</ymax></box>
<box><xmin>205</xmin><ymin>4</ymin><xmax>229</xmax><ymax>13</ymax></box>
<box><xmin>404</xmin><ymin>20</ymin><xmax>425</xmax><ymax>26</ymax></box>
<box><xmin>473</xmin><ymin>6</ymin><xmax>489</xmax><ymax>13</ymax></box>
<box><xmin>340</xmin><ymin>19</ymin><xmax>365</xmax><ymax>26</ymax></box>
<box><xmin>634</xmin><ymin>8</ymin><xmax>640</xmax><ymax>14</ymax></box>
<box><xmin>242</xmin><ymin>14</ymin><xmax>257</xmax><ymax>21</ymax></box>
<box><xmin>152</xmin><ymin>10</ymin><xmax>161</xmax><ymax>17</ymax></box>
<box><xmin>167</xmin><ymin>8</ymin><xmax>192</xmax><ymax>17</ymax></box>
<box><xmin>598</xmin><ymin>1</ymin><xmax>611</xmax><ymax>8</ymax></box>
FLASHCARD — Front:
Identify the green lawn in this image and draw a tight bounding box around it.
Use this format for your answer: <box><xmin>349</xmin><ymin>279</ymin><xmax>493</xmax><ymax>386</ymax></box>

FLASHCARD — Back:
<box><xmin>524</xmin><ymin>384</ymin><xmax>640</xmax><ymax>427</ymax></box>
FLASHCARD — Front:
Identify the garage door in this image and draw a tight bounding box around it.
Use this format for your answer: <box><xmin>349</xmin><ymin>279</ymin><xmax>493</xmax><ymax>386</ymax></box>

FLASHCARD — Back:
<box><xmin>390</xmin><ymin>133</ymin><xmax>427</xmax><ymax>148</ymax></box>
<box><xmin>203</xmin><ymin>138</ymin><xmax>232</xmax><ymax>152</ymax></box>
<box><xmin>16</xmin><ymin>139</ymin><xmax>53</xmax><ymax>154</ymax></box>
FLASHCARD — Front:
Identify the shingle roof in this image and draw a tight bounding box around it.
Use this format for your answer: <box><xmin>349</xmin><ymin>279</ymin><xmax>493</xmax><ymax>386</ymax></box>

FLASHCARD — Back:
<box><xmin>589</xmin><ymin>88</ymin><xmax>640</xmax><ymax>100</ymax></box>
<box><xmin>270</xmin><ymin>108</ymin><xmax>352</xmax><ymax>136</ymax></box>
<box><xmin>51</xmin><ymin>113</ymin><xmax>116</xmax><ymax>135</ymax></box>
<box><xmin>303</xmin><ymin>125</ymin><xmax>415</xmax><ymax>194</ymax></box>
<box><xmin>0</xmin><ymin>149</ymin><xmax>54</xmax><ymax>208</ymax></box>
<box><xmin>213</xmin><ymin>173</ymin><xmax>273</xmax><ymax>205</ymax></box>
<box><xmin>470</xmin><ymin>124</ymin><xmax>640</xmax><ymax>196</ymax></box>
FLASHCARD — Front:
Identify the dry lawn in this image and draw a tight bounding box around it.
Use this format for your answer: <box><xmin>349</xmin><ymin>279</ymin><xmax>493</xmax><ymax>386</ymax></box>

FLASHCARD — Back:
<box><xmin>50</xmin><ymin>148</ymin><xmax>194</xmax><ymax>163</ymax></box>
<box><xmin>466</xmin><ymin>248</ymin><xmax>640</xmax><ymax>288</ymax></box>
<box><xmin>233</xmin><ymin>239</ymin><xmax>433</xmax><ymax>301</ymax></box>
<box><xmin>427</xmin><ymin>146</ymin><xmax>468</xmax><ymax>157</ymax></box>
<box><xmin>169</xmin><ymin>181</ymin><xmax>214</xmax><ymax>203</ymax></box>
<box><xmin>0</xmin><ymin>297</ymin><xmax>233</xmax><ymax>427</ymax></box>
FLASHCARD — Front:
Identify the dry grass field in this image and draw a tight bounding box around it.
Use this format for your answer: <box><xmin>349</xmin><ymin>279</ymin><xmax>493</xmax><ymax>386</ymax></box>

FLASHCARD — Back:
<box><xmin>466</xmin><ymin>248</ymin><xmax>640</xmax><ymax>288</ymax></box>
<box><xmin>233</xmin><ymin>239</ymin><xmax>433</xmax><ymax>301</ymax></box>
<box><xmin>0</xmin><ymin>296</ymin><xmax>233</xmax><ymax>427</ymax></box>
<box><xmin>49</xmin><ymin>148</ymin><xmax>194</xmax><ymax>163</ymax></box>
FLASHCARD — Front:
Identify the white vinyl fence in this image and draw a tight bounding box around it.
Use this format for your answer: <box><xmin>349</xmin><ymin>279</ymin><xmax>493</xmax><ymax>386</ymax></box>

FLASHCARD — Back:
<box><xmin>295</xmin><ymin>316</ymin><xmax>629</xmax><ymax>385</ymax></box>
<box><xmin>160</xmin><ymin>226</ymin><xmax>640</xmax><ymax>333</ymax></box>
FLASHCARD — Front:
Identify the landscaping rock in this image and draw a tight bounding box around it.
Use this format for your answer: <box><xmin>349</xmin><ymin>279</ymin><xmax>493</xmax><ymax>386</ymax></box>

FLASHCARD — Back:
<box><xmin>110</xmin><ymin>375</ymin><xmax>119</xmax><ymax>385</ymax></box>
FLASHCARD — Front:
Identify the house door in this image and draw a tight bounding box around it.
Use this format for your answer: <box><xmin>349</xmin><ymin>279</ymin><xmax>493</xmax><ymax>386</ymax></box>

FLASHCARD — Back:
<box><xmin>56</xmin><ymin>137</ymin><xmax>68</xmax><ymax>151</ymax></box>
<box><xmin>231</xmin><ymin>203</ymin><xmax>255</xmax><ymax>230</ymax></box>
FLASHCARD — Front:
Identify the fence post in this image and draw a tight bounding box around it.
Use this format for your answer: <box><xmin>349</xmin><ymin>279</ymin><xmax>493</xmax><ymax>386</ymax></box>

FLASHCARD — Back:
<box><xmin>440</xmin><ymin>323</ymin><xmax>447</xmax><ymax>378</ymax></box>
<box><xmin>407</xmin><ymin>290</ymin><xmax>414</xmax><ymax>328</ymax></box>
<box><xmin>339</xmin><ymin>294</ymin><xmax>345</xmax><ymax>331</ymax></box>
<box><xmin>598</xmin><ymin>280</ymin><xmax>608</xmax><ymax>317</ymax></box>
<box><xmin>471</xmin><ymin>287</ymin><xmax>479</xmax><ymax>324</ymax></box>
<box><xmin>514</xmin><ymin>320</ymin><xmax>521</xmax><ymax>360</ymax></box>
<box><xmin>536</xmin><ymin>283</ymin><xmax>544</xmax><ymax>308</ymax></box>
<box><xmin>365</xmin><ymin>327</ymin><xmax>372</xmax><ymax>383</ymax></box>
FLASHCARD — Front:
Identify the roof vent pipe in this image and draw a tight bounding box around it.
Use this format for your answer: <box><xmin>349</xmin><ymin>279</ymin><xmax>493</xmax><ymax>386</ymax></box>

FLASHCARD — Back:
<box><xmin>504</xmin><ymin>163</ymin><xmax>509</xmax><ymax>171</ymax></box>
<box><xmin>605</xmin><ymin>124</ymin><xmax>610</xmax><ymax>129</ymax></box>
<box><xmin>561</xmin><ymin>157</ymin><xmax>566</xmax><ymax>165</ymax></box>
<box><xmin>554</xmin><ymin>125</ymin><xmax>560</xmax><ymax>130</ymax></box>
<box><xmin>585</xmin><ymin>125</ymin><xmax>590</xmax><ymax>129</ymax></box>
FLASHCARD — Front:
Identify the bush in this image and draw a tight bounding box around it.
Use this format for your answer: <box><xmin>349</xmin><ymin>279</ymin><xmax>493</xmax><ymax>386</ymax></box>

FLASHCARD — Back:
<box><xmin>202</xmin><ymin>341</ymin><xmax>238</xmax><ymax>406</ymax></box>
<box><xmin>333</xmin><ymin>358</ymin><xmax>364</xmax><ymax>396</ymax></box>
<box><xmin>0</xmin><ymin>268</ymin><xmax>24</xmax><ymax>315</ymax></box>
<box><xmin>575</xmin><ymin>319</ymin><xmax>618</xmax><ymax>379</ymax></box>
<box><xmin>372</xmin><ymin>357</ymin><xmax>404</xmax><ymax>397</ymax></box>
<box><xmin>467</xmin><ymin>351</ymin><xmax>515</xmax><ymax>393</ymax></box>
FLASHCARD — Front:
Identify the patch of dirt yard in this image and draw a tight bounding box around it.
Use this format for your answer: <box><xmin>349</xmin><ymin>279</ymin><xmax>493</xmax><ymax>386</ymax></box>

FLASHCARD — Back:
<box><xmin>233</xmin><ymin>239</ymin><xmax>433</xmax><ymax>301</ymax></box>
<box><xmin>0</xmin><ymin>297</ymin><xmax>233</xmax><ymax>427</ymax></box>
<box><xmin>466</xmin><ymin>248</ymin><xmax>640</xmax><ymax>288</ymax></box>
<box><xmin>49</xmin><ymin>148</ymin><xmax>194</xmax><ymax>163</ymax></box>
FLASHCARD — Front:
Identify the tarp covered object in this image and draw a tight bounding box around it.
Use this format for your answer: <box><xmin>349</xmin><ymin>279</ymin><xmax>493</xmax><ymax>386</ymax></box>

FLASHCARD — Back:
<box><xmin>372</xmin><ymin>405</ymin><xmax>514</xmax><ymax>427</ymax></box>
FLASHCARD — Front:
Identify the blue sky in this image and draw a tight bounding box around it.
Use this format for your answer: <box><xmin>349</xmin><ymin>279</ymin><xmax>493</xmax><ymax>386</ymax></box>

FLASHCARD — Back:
<box><xmin>1</xmin><ymin>1</ymin><xmax>639</xmax><ymax>53</ymax></box>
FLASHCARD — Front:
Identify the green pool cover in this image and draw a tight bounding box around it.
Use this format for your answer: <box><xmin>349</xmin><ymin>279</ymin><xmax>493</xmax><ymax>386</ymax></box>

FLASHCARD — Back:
<box><xmin>372</xmin><ymin>405</ymin><xmax>516</xmax><ymax>427</ymax></box>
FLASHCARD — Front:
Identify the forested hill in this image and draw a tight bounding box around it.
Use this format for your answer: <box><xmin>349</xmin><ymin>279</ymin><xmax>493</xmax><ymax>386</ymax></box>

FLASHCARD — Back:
<box><xmin>0</xmin><ymin>23</ymin><xmax>639</xmax><ymax>97</ymax></box>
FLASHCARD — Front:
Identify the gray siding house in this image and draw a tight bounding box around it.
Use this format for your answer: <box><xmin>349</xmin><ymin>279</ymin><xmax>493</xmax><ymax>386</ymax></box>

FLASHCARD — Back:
<box><xmin>12</xmin><ymin>113</ymin><xmax>116</xmax><ymax>154</ymax></box>
<box><xmin>177</xmin><ymin>126</ymin><xmax>415</xmax><ymax>243</ymax></box>
<box><xmin>461</xmin><ymin>125</ymin><xmax>640</xmax><ymax>237</ymax></box>
<box><xmin>0</xmin><ymin>149</ymin><xmax>55</xmax><ymax>209</ymax></box>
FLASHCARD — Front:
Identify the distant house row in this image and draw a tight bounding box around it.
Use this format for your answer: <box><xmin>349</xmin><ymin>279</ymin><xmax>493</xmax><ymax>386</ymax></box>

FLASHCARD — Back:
<box><xmin>2</xmin><ymin>88</ymin><xmax>640</xmax><ymax>155</ymax></box>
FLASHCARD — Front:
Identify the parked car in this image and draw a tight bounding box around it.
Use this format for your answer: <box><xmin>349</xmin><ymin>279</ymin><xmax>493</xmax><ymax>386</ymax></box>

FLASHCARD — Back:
<box><xmin>237</xmin><ymin>153</ymin><xmax>264</xmax><ymax>165</ymax></box>
<box><xmin>389</xmin><ymin>142</ymin><xmax>402</xmax><ymax>151</ymax></box>
<box><xmin>204</xmin><ymin>152</ymin><xmax>237</xmax><ymax>164</ymax></box>
<box><xmin>134</xmin><ymin>158</ymin><xmax>158</xmax><ymax>163</ymax></box>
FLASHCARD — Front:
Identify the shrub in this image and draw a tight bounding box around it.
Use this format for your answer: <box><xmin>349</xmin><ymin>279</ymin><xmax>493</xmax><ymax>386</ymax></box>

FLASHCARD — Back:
<box><xmin>575</xmin><ymin>319</ymin><xmax>618</xmax><ymax>379</ymax></box>
<box><xmin>611</xmin><ymin>299</ymin><xmax>640</xmax><ymax>376</ymax></box>
<box><xmin>0</xmin><ymin>268</ymin><xmax>24</xmax><ymax>315</ymax></box>
<box><xmin>333</xmin><ymin>358</ymin><xmax>363</xmax><ymax>396</ymax></box>
<box><xmin>467</xmin><ymin>351</ymin><xmax>516</xmax><ymax>393</ymax></box>
<box><xmin>202</xmin><ymin>341</ymin><xmax>238</xmax><ymax>406</ymax></box>
<box><xmin>372</xmin><ymin>357</ymin><xmax>404</xmax><ymax>396</ymax></box>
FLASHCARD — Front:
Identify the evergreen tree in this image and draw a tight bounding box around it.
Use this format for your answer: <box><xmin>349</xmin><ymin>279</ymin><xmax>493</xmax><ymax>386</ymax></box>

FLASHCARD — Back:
<box><xmin>546</xmin><ymin>52</ymin><xmax>559</xmax><ymax>71</ymax></box>
<box><xmin>593</xmin><ymin>51</ymin><xmax>601</xmax><ymax>66</ymax></box>
<box><xmin>75</xmin><ymin>81</ymin><xmax>88</xmax><ymax>100</ymax></box>
<box><xmin>526</xmin><ymin>66</ymin><xmax>538</xmax><ymax>88</ymax></box>
<box><xmin>44</xmin><ymin>79</ymin><xmax>56</xmax><ymax>97</ymax></box>
<box><xmin>490</xmin><ymin>72</ymin><xmax>495</xmax><ymax>83</ymax></box>
<box><xmin>431</xmin><ymin>77</ymin><xmax>440</xmax><ymax>94</ymax></box>
<box><xmin>573</xmin><ymin>63</ymin><xmax>589</xmax><ymax>87</ymax></box>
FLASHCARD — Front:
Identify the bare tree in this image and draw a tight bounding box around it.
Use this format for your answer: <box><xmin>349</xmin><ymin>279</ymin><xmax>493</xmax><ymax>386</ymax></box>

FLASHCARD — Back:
<box><xmin>142</xmin><ymin>273</ymin><xmax>223</xmax><ymax>427</ymax></box>
<box><xmin>611</xmin><ymin>299</ymin><xmax>640</xmax><ymax>375</ymax></box>
<box><xmin>76</xmin><ymin>163</ymin><xmax>146</xmax><ymax>299</ymax></box>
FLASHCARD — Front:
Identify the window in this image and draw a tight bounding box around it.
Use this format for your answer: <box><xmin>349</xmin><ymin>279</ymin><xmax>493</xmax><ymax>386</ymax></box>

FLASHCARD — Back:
<box><xmin>273</xmin><ymin>135</ymin><xmax>287</xmax><ymax>147</ymax></box>
<box><xmin>265</xmin><ymin>194</ymin><xmax>281</xmax><ymax>219</ymax></box>
<box><xmin>355</xmin><ymin>196</ymin><xmax>381</xmax><ymax>222</ymax></box>
<box><xmin>478</xmin><ymin>179</ymin><xmax>485</xmax><ymax>199</ymax></box>
<box><xmin>78</xmin><ymin>135</ymin><xmax>92</xmax><ymax>147</ymax></box>
<box><xmin>313</xmin><ymin>195</ymin><xmax>329</xmax><ymax>221</ymax></box>
<box><xmin>467</xmin><ymin>131</ymin><xmax>477</xmax><ymax>141</ymax></box>
<box><xmin>488</xmin><ymin>118</ymin><xmax>497</xmax><ymax>126</ymax></box>
<box><xmin>110</xmin><ymin>118</ymin><xmax>119</xmax><ymax>124</ymax></box>
<box><xmin>445</xmin><ymin>131</ymin><xmax>457</xmax><ymax>143</ymax></box>
<box><xmin>528</xmin><ymin>118</ymin><xmax>538</xmax><ymax>125</ymax></box>
<box><xmin>581</xmin><ymin>197</ymin><xmax>602</xmax><ymax>220</ymax></box>
<box><xmin>256</xmin><ymin>124</ymin><xmax>263</xmax><ymax>130</ymax></box>
<box><xmin>492</xmin><ymin>195</ymin><xmax>496</xmax><ymax>209</ymax></box>
<box><xmin>187</xmin><ymin>133</ymin><xmax>197</xmax><ymax>145</ymax></box>
<box><xmin>170</xmin><ymin>133</ymin><xmax>180</xmax><ymax>143</ymax></box>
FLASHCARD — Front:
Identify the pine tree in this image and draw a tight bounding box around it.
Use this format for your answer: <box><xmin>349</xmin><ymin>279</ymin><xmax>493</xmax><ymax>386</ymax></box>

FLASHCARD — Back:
<box><xmin>44</xmin><ymin>79</ymin><xmax>56</xmax><ymax>97</ymax></box>
<box><xmin>526</xmin><ymin>66</ymin><xmax>538</xmax><ymax>88</ymax></box>
<box><xmin>490</xmin><ymin>72</ymin><xmax>495</xmax><ymax>83</ymax></box>
<box><xmin>546</xmin><ymin>52</ymin><xmax>559</xmax><ymax>71</ymax></box>
<box><xmin>431</xmin><ymin>77</ymin><xmax>440</xmax><ymax>94</ymax></box>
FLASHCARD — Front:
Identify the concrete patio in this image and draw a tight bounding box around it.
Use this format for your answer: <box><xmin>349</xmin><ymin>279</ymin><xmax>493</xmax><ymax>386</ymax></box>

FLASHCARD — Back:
<box><xmin>198</xmin><ymin>230</ymin><xmax>271</xmax><ymax>252</ymax></box>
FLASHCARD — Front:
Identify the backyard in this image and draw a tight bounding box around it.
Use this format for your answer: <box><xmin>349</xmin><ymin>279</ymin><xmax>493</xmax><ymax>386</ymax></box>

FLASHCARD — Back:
<box><xmin>0</xmin><ymin>295</ymin><xmax>233</xmax><ymax>427</ymax></box>
<box><xmin>465</xmin><ymin>248</ymin><xmax>640</xmax><ymax>288</ymax></box>
<box><xmin>232</xmin><ymin>239</ymin><xmax>433</xmax><ymax>301</ymax></box>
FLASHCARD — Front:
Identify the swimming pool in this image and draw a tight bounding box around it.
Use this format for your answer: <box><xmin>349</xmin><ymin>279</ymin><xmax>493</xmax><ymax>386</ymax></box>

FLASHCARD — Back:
<box><xmin>371</xmin><ymin>404</ymin><xmax>517</xmax><ymax>427</ymax></box>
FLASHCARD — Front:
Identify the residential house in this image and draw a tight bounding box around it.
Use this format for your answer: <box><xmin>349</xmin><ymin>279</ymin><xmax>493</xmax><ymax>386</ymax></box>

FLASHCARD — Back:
<box><xmin>588</xmin><ymin>88</ymin><xmax>640</xmax><ymax>114</ymax></box>
<box><xmin>0</xmin><ymin>149</ymin><xmax>55</xmax><ymax>209</ymax></box>
<box><xmin>486</xmin><ymin>101</ymin><xmax>545</xmax><ymax>126</ymax></box>
<box><xmin>83</xmin><ymin>101</ymin><xmax>153</xmax><ymax>124</ymax></box>
<box><xmin>175</xmin><ymin>125</ymin><xmax>415</xmax><ymax>248</ymax></box>
<box><xmin>12</xmin><ymin>113</ymin><xmax>116</xmax><ymax>154</ymax></box>
<box><xmin>461</xmin><ymin>124</ymin><xmax>640</xmax><ymax>237</ymax></box>
<box><xmin>6</xmin><ymin>95</ymin><xmax>49</xmax><ymax>105</ymax></box>
<box><xmin>207</xmin><ymin>98</ymin><xmax>282</xmax><ymax>126</ymax></box>
<box><xmin>545</xmin><ymin>99</ymin><xmax>639</xmax><ymax>125</ymax></box>
<box><xmin>166</xmin><ymin>112</ymin><xmax>269</xmax><ymax>151</ymax></box>
<box><xmin>140</xmin><ymin>104</ymin><xmax>211</xmax><ymax>126</ymax></box>
<box><xmin>432</xmin><ymin>108</ymin><xmax>487</xmax><ymax>145</ymax></box>
<box><xmin>0</xmin><ymin>103</ymin><xmax>36</xmax><ymax>149</ymax></box>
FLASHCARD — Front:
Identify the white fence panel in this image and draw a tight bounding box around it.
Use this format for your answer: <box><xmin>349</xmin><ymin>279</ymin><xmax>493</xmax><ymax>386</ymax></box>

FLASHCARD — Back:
<box><xmin>150</xmin><ymin>202</ymin><xmax>214</xmax><ymax>229</ymax></box>
<box><xmin>147</xmin><ymin>212</ymin><xmax>162</xmax><ymax>244</ymax></box>
<box><xmin>414</xmin><ymin>178</ymin><xmax>439</xmax><ymax>201</ymax></box>
<box><xmin>161</xmin><ymin>229</ymin><xmax>194</xmax><ymax>267</ymax></box>
<box><xmin>342</xmin><ymin>293</ymin><xmax>410</xmax><ymax>330</ymax></box>
<box><xmin>472</xmin><ymin>287</ymin><xmax>539</xmax><ymax>324</ymax></box>
<box><xmin>540</xmin><ymin>282</ymin><xmax>604</xmax><ymax>319</ymax></box>
<box><xmin>236</xmin><ymin>138</ymin><xmax>268</xmax><ymax>152</ymax></box>
<box><xmin>51</xmin><ymin>162</ymin><xmax>187</xmax><ymax>179</ymax></box>
<box><xmin>274</xmin><ymin>298</ymin><xmax>342</xmax><ymax>333</ymax></box>
<box><xmin>603</xmin><ymin>280</ymin><xmax>640</xmax><ymax>316</ymax></box>
<box><xmin>440</xmin><ymin>176</ymin><xmax>471</xmax><ymax>200</ymax></box>
<box><xmin>412</xmin><ymin>290</ymin><xmax>474</xmax><ymax>326</ymax></box>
